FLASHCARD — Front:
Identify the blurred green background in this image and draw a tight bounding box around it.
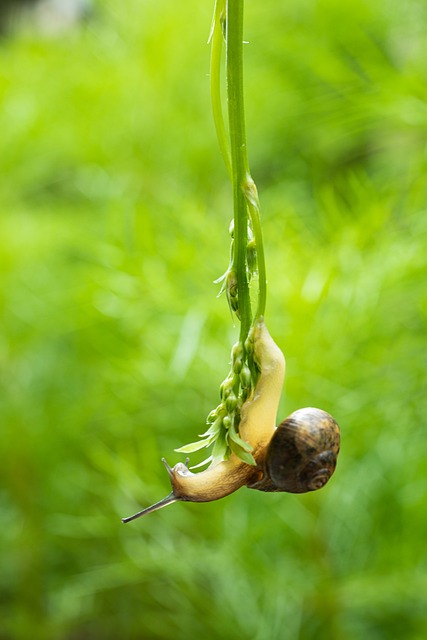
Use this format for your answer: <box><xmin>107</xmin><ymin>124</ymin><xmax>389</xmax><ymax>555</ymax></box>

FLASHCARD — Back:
<box><xmin>1</xmin><ymin>0</ymin><xmax>426</xmax><ymax>638</ymax></box>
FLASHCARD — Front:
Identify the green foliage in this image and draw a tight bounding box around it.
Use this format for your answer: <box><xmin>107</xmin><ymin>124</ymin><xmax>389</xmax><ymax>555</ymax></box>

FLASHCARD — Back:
<box><xmin>0</xmin><ymin>0</ymin><xmax>426</xmax><ymax>638</ymax></box>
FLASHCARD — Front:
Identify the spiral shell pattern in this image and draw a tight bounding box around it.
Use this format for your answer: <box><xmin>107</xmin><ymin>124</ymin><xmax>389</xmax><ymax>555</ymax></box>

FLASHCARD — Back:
<box><xmin>266</xmin><ymin>407</ymin><xmax>340</xmax><ymax>493</ymax></box>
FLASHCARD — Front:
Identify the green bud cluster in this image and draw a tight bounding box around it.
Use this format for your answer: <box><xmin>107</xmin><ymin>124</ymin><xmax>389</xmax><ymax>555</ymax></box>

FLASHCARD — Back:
<box><xmin>175</xmin><ymin>337</ymin><xmax>257</xmax><ymax>466</ymax></box>
<box><xmin>214</xmin><ymin>219</ymin><xmax>258</xmax><ymax>320</ymax></box>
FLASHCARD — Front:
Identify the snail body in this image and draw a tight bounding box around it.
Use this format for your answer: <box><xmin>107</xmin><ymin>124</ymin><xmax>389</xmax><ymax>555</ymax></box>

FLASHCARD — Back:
<box><xmin>122</xmin><ymin>322</ymin><xmax>340</xmax><ymax>522</ymax></box>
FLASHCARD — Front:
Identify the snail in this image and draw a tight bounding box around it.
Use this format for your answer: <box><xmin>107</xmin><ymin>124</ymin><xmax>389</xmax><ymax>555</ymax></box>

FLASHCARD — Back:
<box><xmin>122</xmin><ymin>321</ymin><xmax>340</xmax><ymax>522</ymax></box>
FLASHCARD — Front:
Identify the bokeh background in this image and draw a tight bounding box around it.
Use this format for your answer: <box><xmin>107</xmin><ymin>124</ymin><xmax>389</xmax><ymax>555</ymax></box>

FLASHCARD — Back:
<box><xmin>1</xmin><ymin>0</ymin><xmax>426</xmax><ymax>638</ymax></box>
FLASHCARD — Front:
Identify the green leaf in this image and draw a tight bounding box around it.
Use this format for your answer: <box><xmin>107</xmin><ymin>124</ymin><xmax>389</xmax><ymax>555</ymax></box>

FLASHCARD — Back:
<box><xmin>228</xmin><ymin>422</ymin><xmax>253</xmax><ymax>452</ymax></box>
<box><xmin>198</xmin><ymin>417</ymin><xmax>223</xmax><ymax>438</ymax></box>
<box><xmin>228</xmin><ymin>439</ymin><xmax>257</xmax><ymax>466</ymax></box>
<box><xmin>210</xmin><ymin>433</ymin><xmax>229</xmax><ymax>465</ymax></box>
<box><xmin>189</xmin><ymin>456</ymin><xmax>212</xmax><ymax>470</ymax></box>
<box><xmin>174</xmin><ymin>435</ymin><xmax>215</xmax><ymax>454</ymax></box>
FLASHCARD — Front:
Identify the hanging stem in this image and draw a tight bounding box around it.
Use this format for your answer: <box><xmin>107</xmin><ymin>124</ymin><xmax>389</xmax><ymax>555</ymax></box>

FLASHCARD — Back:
<box><xmin>176</xmin><ymin>0</ymin><xmax>268</xmax><ymax>464</ymax></box>
<box><xmin>244</xmin><ymin>180</ymin><xmax>267</xmax><ymax>320</ymax></box>
<box><xmin>226</xmin><ymin>0</ymin><xmax>252</xmax><ymax>343</ymax></box>
<box><xmin>226</xmin><ymin>0</ymin><xmax>267</xmax><ymax>332</ymax></box>
<box><xmin>210</xmin><ymin>0</ymin><xmax>232</xmax><ymax>181</ymax></box>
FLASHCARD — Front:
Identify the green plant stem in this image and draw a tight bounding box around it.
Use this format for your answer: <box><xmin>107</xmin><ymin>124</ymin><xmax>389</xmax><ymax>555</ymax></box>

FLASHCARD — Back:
<box><xmin>226</xmin><ymin>0</ymin><xmax>252</xmax><ymax>343</ymax></box>
<box><xmin>180</xmin><ymin>0</ymin><xmax>269</xmax><ymax>460</ymax></box>
<box><xmin>210</xmin><ymin>0</ymin><xmax>267</xmax><ymax>324</ymax></box>
<box><xmin>210</xmin><ymin>0</ymin><xmax>232</xmax><ymax>181</ymax></box>
<box><xmin>244</xmin><ymin>180</ymin><xmax>267</xmax><ymax>319</ymax></box>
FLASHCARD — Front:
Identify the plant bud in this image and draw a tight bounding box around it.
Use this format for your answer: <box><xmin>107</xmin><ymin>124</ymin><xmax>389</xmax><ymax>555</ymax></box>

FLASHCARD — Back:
<box><xmin>222</xmin><ymin>415</ymin><xmax>232</xmax><ymax>430</ymax></box>
<box><xmin>240</xmin><ymin>365</ymin><xmax>252</xmax><ymax>389</ymax></box>
<box><xmin>225</xmin><ymin>392</ymin><xmax>238</xmax><ymax>413</ymax></box>
<box><xmin>220</xmin><ymin>377</ymin><xmax>234</xmax><ymax>399</ymax></box>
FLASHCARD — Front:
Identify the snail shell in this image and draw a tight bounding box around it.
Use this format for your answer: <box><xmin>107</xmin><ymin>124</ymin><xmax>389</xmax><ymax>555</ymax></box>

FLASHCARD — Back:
<box><xmin>248</xmin><ymin>407</ymin><xmax>340</xmax><ymax>494</ymax></box>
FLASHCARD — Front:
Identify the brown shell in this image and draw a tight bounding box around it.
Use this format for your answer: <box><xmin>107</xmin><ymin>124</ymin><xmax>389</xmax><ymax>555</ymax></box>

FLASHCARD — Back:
<box><xmin>261</xmin><ymin>407</ymin><xmax>340</xmax><ymax>494</ymax></box>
